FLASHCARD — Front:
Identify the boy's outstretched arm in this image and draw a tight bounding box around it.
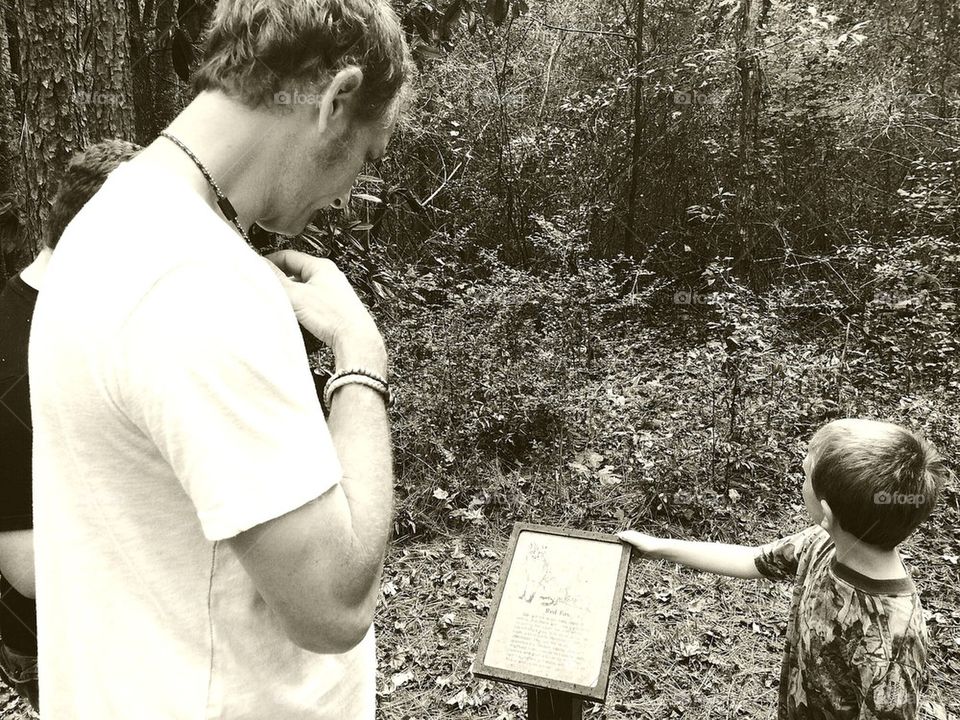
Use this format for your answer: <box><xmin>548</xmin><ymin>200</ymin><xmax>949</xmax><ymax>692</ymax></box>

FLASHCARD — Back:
<box><xmin>618</xmin><ymin>531</ymin><xmax>764</xmax><ymax>579</ymax></box>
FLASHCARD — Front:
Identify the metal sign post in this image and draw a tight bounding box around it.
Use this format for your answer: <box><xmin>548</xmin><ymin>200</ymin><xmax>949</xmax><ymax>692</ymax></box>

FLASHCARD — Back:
<box><xmin>528</xmin><ymin>687</ymin><xmax>584</xmax><ymax>720</ymax></box>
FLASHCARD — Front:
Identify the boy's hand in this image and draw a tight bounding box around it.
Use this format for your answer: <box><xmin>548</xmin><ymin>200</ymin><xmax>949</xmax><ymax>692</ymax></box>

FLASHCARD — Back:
<box><xmin>618</xmin><ymin>531</ymin><xmax>663</xmax><ymax>556</ymax></box>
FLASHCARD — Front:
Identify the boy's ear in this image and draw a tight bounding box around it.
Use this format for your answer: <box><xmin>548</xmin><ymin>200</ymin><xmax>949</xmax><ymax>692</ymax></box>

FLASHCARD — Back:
<box><xmin>819</xmin><ymin>499</ymin><xmax>835</xmax><ymax>531</ymax></box>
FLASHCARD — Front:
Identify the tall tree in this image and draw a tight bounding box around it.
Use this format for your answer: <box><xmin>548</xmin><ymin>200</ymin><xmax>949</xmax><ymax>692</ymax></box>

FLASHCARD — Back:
<box><xmin>126</xmin><ymin>0</ymin><xmax>156</xmax><ymax>144</ymax></box>
<box><xmin>151</xmin><ymin>0</ymin><xmax>182</xmax><ymax>136</ymax></box>
<box><xmin>734</xmin><ymin>0</ymin><xmax>770</xmax><ymax>272</ymax></box>
<box><xmin>14</xmin><ymin>0</ymin><xmax>137</xmax><ymax>254</ymax></box>
<box><xmin>0</xmin><ymin>11</ymin><xmax>18</xmax><ymax>202</ymax></box>
<box><xmin>15</xmin><ymin>0</ymin><xmax>86</xmax><ymax>253</ymax></box>
<box><xmin>82</xmin><ymin>0</ymin><xmax>136</xmax><ymax>143</ymax></box>
<box><xmin>0</xmin><ymin>8</ymin><xmax>24</xmax><ymax>276</ymax></box>
<box><xmin>623</xmin><ymin>0</ymin><xmax>645</xmax><ymax>255</ymax></box>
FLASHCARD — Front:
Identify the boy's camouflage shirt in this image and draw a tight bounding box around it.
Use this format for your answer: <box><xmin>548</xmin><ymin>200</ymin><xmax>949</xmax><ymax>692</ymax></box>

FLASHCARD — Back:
<box><xmin>755</xmin><ymin>525</ymin><xmax>928</xmax><ymax>720</ymax></box>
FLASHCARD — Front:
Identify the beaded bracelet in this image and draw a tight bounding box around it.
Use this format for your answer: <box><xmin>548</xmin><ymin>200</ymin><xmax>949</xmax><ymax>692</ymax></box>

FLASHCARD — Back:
<box><xmin>322</xmin><ymin>368</ymin><xmax>395</xmax><ymax>412</ymax></box>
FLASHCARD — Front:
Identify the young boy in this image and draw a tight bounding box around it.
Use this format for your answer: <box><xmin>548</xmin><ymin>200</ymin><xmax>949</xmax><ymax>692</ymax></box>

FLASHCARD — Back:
<box><xmin>619</xmin><ymin>418</ymin><xmax>948</xmax><ymax>719</ymax></box>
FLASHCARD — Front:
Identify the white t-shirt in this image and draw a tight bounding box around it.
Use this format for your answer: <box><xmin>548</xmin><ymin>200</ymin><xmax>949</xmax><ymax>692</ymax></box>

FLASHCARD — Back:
<box><xmin>29</xmin><ymin>159</ymin><xmax>375</xmax><ymax>719</ymax></box>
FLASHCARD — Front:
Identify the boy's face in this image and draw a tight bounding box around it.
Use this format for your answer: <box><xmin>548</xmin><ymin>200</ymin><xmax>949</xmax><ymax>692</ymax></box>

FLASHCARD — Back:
<box><xmin>801</xmin><ymin>450</ymin><xmax>825</xmax><ymax>525</ymax></box>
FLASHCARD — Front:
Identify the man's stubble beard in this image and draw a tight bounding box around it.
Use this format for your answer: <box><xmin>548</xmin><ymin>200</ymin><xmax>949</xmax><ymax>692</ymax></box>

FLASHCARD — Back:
<box><xmin>314</xmin><ymin>123</ymin><xmax>358</xmax><ymax>174</ymax></box>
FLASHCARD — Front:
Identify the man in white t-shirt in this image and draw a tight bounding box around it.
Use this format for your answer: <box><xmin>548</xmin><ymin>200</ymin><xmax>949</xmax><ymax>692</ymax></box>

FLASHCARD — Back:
<box><xmin>28</xmin><ymin>1</ymin><xmax>413</xmax><ymax>717</ymax></box>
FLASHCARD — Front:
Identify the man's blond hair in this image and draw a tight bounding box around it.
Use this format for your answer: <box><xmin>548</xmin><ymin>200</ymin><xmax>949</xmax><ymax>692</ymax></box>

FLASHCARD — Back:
<box><xmin>192</xmin><ymin>0</ymin><xmax>414</xmax><ymax>121</ymax></box>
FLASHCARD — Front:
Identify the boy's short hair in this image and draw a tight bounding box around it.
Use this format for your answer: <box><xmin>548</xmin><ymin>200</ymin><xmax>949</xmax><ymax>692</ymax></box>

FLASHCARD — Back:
<box><xmin>45</xmin><ymin>139</ymin><xmax>142</xmax><ymax>249</ymax></box>
<box><xmin>809</xmin><ymin>419</ymin><xmax>947</xmax><ymax>550</ymax></box>
<box><xmin>191</xmin><ymin>0</ymin><xmax>414</xmax><ymax>121</ymax></box>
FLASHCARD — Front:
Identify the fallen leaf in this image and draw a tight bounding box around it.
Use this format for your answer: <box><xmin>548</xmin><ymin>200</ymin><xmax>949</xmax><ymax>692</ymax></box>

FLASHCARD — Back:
<box><xmin>596</xmin><ymin>466</ymin><xmax>623</xmax><ymax>486</ymax></box>
<box><xmin>391</xmin><ymin>671</ymin><xmax>414</xmax><ymax>688</ymax></box>
<box><xmin>446</xmin><ymin>688</ymin><xmax>470</xmax><ymax>707</ymax></box>
<box><xmin>584</xmin><ymin>451</ymin><xmax>604</xmax><ymax>469</ymax></box>
<box><xmin>920</xmin><ymin>700</ymin><xmax>947</xmax><ymax>720</ymax></box>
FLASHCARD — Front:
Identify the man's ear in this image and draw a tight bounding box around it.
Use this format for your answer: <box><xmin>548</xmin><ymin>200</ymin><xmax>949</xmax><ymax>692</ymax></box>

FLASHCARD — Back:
<box><xmin>315</xmin><ymin>66</ymin><xmax>365</xmax><ymax>134</ymax></box>
<box><xmin>819</xmin><ymin>499</ymin><xmax>835</xmax><ymax>531</ymax></box>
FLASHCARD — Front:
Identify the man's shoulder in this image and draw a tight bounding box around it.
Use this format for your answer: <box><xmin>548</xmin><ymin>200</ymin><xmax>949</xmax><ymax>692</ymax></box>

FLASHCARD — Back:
<box><xmin>44</xmin><ymin>163</ymin><xmax>262</xmax><ymax>322</ymax></box>
<box><xmin>68</xmin><ymin>160</ymin><xmax>239</xmax><ymax>252</ymax></box>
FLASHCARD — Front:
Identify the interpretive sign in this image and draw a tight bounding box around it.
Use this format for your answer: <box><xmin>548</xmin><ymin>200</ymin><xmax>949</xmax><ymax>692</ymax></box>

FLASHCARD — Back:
<box><xmin>472</xmin><ymin>523</ymin><xmax>631</xmax><ymax>705</ymax></box>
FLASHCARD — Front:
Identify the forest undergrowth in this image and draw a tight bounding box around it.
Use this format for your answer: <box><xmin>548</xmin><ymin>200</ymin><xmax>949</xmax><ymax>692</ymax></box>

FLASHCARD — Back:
<box><xmin>368</xmin><ymin>236</ymin><xmax>959</xmax><ymax>719</ymax></box>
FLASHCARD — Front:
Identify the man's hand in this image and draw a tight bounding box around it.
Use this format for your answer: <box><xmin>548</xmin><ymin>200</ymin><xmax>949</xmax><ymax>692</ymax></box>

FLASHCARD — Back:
<box><xmin>265</xmin><ymin>250</ymin><xmax>386</xmax><ymax>373</ymax></box>
<box><xmin>618</xmin><ymin>530</ymin><xmax>664</xmax><ymax>556</ymax></box>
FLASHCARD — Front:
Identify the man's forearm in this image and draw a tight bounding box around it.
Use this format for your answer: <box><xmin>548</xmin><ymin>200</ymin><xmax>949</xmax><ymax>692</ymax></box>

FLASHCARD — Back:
<box><xmin>650</xmin><ymin>538</ymin><xmax>763</xmax><ymax>579</ymax></box>
<box><xmin>325</xmin><ymin>382</ymin><xmax>394</xmax><ymax>600</ymax></box>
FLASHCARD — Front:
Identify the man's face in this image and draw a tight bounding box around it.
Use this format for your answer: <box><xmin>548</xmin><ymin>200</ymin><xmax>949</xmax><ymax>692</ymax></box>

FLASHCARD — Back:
<box><xmin>262</xmin><ymin>101</ymin><xmax>396</xmax><ymax>236</ymax></box>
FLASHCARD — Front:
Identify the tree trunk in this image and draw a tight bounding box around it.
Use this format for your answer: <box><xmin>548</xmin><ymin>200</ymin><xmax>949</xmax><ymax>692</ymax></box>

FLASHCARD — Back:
<box><xmin>81</xmin><ymin>0</ymin><xmax>136</xmax><ymax>143</ymax></box>
<box><xmin>178</xmin><ymin>0</ymin><xmax>216</xmax><ymax>107</ymax></box>
<box><xmin>126</xmin><ymin>0</ymin><xmax>154</xmax><ymax>143</ymax></box>
<box><xmin>0</xmin><ymin>8</ymin><xmax>24</xmax><ymax>277</ymax></box>
<box><xmin>537</xmin><ymin>30</ymin><xmax>565</xmax><ymax>122</ymax></box>
<box><xmin>734</xmin><ymin>0</ymin><xmax>767</xmax><ymax>272</ymax></box>
<box><xmin>16</xmin><ymin>0</ymin><xmax>137</xmax><ymax>253</ymax></box>
<box><xmin>623</xmin><ymin>0</ymin><xmax>645</xmax><ymax>256</ymax></box>
<box><xmin>150</xmin><ymin>0</ymin><xmax>181</xmax><ymax>137</ymax></box>
<box><xmin>15</xmin><ymin>0</ymin><xmax>86</xmax><ymax>253</ymax></box>
<box><xmin>0</xmin><ymin>10</ymin><xmax>18</xmax><ymax>204</ymax></box>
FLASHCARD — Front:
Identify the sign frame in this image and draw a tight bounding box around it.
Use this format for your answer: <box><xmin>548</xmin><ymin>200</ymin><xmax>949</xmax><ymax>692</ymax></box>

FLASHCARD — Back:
<box><xmin>472</xmin><ymin>523</ymin><xmax>631</xmax><ymax>703</ymax></box>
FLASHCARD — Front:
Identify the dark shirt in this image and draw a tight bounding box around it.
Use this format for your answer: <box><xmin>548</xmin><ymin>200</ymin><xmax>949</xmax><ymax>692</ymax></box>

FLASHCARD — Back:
<box><xmin>0</xmin><ymin>274</ymin><xmax>35</xmax><ymax>530</ymax></box>
<box><xmin>0</xmin><ymin>273</ymin><xmax>38</xmax><ymax>655</ymax></box>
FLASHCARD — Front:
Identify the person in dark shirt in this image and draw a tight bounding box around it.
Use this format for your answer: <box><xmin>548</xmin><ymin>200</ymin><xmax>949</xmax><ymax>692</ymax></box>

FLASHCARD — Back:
<box><xmin>0</xmin><ymin>139</ymin><xmax>141</xmax><ymax>711</ymax></box>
